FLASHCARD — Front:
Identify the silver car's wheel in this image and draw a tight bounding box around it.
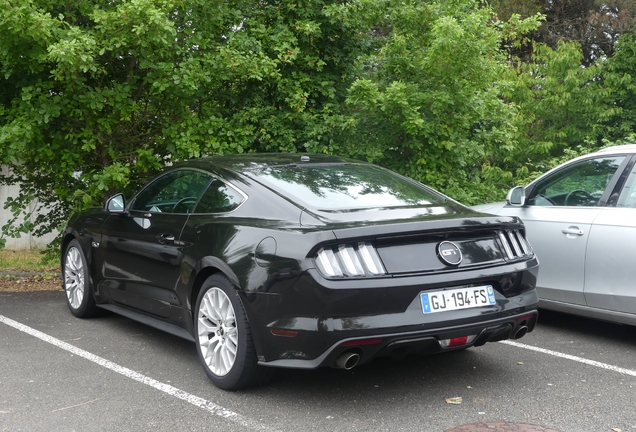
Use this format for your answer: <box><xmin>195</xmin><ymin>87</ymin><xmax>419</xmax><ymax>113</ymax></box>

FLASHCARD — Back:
<box><xmin>197</xmin><ymin>287</ymin><xmax>239</xmax><ymax>376</ymax></box>
<box><xmin>62</xmin><ymin>239</ymin><xmax>98</xmax><ymax>318</ymax></box>
<box><xmin>65</xmin><ymin>246</ymin><xmax>85</xmax><ymax>309</ymax></box>
<box><xmin>194</xmin><ymin>274</ymin><xmax>273</xmax><ymax>390</ymax></box>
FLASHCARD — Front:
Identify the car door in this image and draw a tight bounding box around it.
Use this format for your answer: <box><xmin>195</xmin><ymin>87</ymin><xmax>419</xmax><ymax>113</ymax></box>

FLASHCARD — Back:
<box><xmin>584</xmin><ymin>156</ymin><xmax>636</xmax><ymax>315</ymax></box>
<box><xmin>100</xmin><ymin>169</ymin><xmax>212</xmax><ymax>317</ymax></box>
<box><xmin>496</xmin><ymin>155</ymin><xmax>628</xmax><ymax>305</ymax></box>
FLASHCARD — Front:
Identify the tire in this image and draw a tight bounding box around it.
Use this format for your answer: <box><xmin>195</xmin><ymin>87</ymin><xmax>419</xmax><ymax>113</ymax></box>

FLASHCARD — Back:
<box><xmin>63</xmin><ymin>239</ymin><xmax>98</xmax><ymax>318</ymax></box>
<box><xmin>194</xmin><ymin>274</ymin><xmax>272</xmax><ymax>390</ymax></box>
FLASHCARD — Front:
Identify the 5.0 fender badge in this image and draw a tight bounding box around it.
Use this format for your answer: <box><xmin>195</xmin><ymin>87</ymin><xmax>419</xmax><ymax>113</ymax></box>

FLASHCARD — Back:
<box><xmin>437</xmin><ymin>241</ymin><xmax>462</xmax><ymax>266</ymax></box>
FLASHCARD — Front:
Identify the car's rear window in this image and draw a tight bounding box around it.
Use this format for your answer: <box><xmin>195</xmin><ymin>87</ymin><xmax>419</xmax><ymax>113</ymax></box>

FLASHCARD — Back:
<box><xmin>253</xmin><ymin>164</ymin><xmax>446</xmax><ymax>210</ymax></box>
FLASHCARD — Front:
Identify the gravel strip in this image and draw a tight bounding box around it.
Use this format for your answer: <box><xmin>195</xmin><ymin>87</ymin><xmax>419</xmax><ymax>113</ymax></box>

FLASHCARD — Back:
<box><xmin>0</xmin><ymin>275</ymin><xmax>62</xmax><ymax>292</ymax></box>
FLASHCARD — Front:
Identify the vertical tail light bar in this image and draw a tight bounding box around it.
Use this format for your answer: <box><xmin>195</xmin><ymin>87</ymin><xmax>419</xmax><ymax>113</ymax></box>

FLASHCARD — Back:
<box><xmin>338</xmin><ymin>245</ymin><xmax>365</xmax><ymax>276</ymax></box>
<box><xmin>516</xmin><ymin>232</ymin><xmax>532</xmax><ymax>256</ymax></box>
<box><xmin>498</xmin><ymin>229</ymin><xmax>534</xmax><ymax>261</ymax></box>
<box><xmin>315</xmin><ymin>242</ymin><xmax>386</xmax><ymax>278</ymax></box>
<box><xmin>316</xmin><ymin>248</ymin><xmax>343</xmax><ymax>277</ymax></box>
<box><xmin>506</xmin><ymin>230</ymin><xmax>524</xmax><ymax>257</ymax></box>
<box><xmin>498</xmin><ymin>231</ymin><xmax>514</xmax><ymax>259</ymax></box>
<box><xmin>357</xmin><ymin>242</ymin><xmax>384</xmax><ymax>275</ymax></box>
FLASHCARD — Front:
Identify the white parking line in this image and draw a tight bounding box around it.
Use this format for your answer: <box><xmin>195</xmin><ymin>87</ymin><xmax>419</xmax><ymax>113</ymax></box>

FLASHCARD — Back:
<box><xmin>501</xmin><ymin>340</ymin><xmax>636</xmax><ymax>377</ymax></box>
<box><xmin>0</xmin><ymin>314</ymin><xmax>281</xmax><ymax>432</ymax></box>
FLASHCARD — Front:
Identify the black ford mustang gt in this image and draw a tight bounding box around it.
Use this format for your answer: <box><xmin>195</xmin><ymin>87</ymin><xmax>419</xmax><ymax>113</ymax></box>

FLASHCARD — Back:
<box><xmin>62</xmin><ymin>153</ymin><xmax>539</xmax><ymax>390</ymax></box>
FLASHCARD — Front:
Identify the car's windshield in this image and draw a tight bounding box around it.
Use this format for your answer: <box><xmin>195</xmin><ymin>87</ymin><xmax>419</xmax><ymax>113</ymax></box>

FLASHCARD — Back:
<box><xmin>253</xmin><ymin>164</ymin><xmax>446</xmax><ymax>211</ymax></box>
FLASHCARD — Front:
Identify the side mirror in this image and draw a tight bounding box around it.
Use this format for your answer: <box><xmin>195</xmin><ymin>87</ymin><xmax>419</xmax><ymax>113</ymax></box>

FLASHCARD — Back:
<box><xmin>106</xmin><ymin>193</ymin><xmax>126</xmax><ymax>214</ymax></box>
<box><xmin>506</xmin><ymin>186</ymin><xmax>526</xmax><ymax>206</ymax></box>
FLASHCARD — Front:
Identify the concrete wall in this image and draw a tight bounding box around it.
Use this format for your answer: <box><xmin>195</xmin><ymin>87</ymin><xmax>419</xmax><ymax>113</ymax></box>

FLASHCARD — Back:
<box><xmin>1</xmin><ymin>165</ymin><xmax>58</xmax><ymax>250</ymax></box>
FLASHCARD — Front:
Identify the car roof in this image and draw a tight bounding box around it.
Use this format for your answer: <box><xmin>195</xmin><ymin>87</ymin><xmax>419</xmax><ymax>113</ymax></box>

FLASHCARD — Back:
<box><xmin>181</xmin><ymin>153</ymin><xmax>362</xmax><ymax>174</ymax></box>
<box><xmin>594</xmin><ymin>144</ymin><xmax>636</xmax><ymax>154</ymax></box>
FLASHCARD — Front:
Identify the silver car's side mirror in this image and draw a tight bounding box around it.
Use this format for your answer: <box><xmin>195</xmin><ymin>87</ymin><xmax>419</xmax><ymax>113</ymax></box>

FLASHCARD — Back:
<box><xmin>506</xmin><ymin>186</ymin><xmax>526</xmax><ymax>206</ymax></box>
<box><xmin>106</xmin><ymin>193</ymin><xmax>126</xmax><ymax>213</ymax></box>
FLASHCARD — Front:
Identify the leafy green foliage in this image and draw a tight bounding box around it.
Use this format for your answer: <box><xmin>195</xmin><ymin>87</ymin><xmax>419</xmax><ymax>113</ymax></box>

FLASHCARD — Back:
<box><xmin>489</xmin><ymin>34</ymin><xmax>636</xmax><ymax>192</ymax></box>
<box><xmin>490</xmin><ymin>0</ymin><xmax>636</xmax><ymax>66</ymax></box>
<box><xmin>2</xmin><ymin>0</ymin><xmax>636</xmax><ymax>243</ymax></box>
<box><xmin>0</xmin><ymin>0</ymin><xmax>364</xmax><ymax>238</ymax></box>
<box><xmin>500</xmin><ymin>42</ymin><xmax>611</xmax><ymax>169</ymax></box>
<box><xmin>603</xmin><ymin>34</ymin><xmax>636</xmax><ymax>138</ymax></box>
<box><xmin>339</xmin><ymin>0</ymin><xmax>542</xmax><ymax>204</ymax></box>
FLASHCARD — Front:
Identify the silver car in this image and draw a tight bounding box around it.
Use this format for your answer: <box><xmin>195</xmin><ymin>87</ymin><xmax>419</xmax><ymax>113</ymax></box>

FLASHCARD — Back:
<box><xmin>473</xmin><ymin>144</ymin><xmax>636</xmax><ymax>325</ymax></box>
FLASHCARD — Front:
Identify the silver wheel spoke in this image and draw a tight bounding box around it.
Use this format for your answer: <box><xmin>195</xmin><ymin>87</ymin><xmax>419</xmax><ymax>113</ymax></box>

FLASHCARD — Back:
<box><xmin>225</xmin><ymin>338</ymin><xmax>238</xmax><ymax>356</ymax></box>
<box><xmin>198</xmin><ymin>318</ymin><xmax>217</xmax><ymax>335</ymax></box>
<box><xmin>197</xmin><ymin>287</ymin><xmax>238</xmax><ymax>377</ymax></box>
<box><xmin>203</xmin><ymin>336</ymin><xmax>221</xmax><ymax>360</ymax></box>
<box><xmin>225</xmin><ymin>327</ymin><xmax>238</xmax><ymax>348</ymax></box>
<box><xmin>204</xmin><ymin>295</ymin><xmax>221</xmax><ymax>323</ymax></box>
<box><xmin>221</xmin><ymin>347</ymin><xmax>231</xmax><ymax>372</ymax></box>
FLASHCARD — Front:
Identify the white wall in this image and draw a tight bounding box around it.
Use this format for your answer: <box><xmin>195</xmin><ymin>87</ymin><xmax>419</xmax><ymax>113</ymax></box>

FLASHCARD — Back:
<box><xmin>1</xmin><ymin>165</ymin><xmax>59</xmax><ymax>250</ymax></box>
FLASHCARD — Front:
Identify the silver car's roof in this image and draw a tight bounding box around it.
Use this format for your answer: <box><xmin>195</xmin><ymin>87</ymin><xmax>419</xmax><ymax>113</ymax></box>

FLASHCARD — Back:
<box><xmin>595</xmin><ymin>144</ymin><xmax>636</xmax><ymax>154</ymax></box>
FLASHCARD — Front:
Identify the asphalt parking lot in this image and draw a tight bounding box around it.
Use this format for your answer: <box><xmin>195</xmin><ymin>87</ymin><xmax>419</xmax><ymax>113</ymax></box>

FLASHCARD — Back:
<box><xmin>2</xmin><ymin>290</ymin><xmax>636</xmax><ymax>432</ymax></box>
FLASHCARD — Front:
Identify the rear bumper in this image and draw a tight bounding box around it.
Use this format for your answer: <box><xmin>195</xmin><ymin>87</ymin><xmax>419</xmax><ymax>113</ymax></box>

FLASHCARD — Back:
<box><xmin>259</xmin><ymin>308</ymin><xmax>538</xmax><ymax>369</ymax></box>
<box><xmin>242</xmin><ymin>261</ymin><xmax>539</xmax><ymax>368</ymax></box>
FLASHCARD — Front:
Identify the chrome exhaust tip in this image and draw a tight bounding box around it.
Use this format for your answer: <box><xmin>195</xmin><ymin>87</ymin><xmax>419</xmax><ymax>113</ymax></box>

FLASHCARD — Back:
<box><xmin>335</xmin><ymin>352</ymin><xmax>361</xmax><ymax>370</ymax></box>
<box><xmin>514</xmin><ymin>326</ymin><xmax>529</xmax><ymax>340</ymax></box>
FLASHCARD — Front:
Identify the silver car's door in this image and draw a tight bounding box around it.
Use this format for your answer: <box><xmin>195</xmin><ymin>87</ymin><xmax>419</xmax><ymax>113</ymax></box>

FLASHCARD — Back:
<box><xmin>498</xmin><ymin>206</ymin><xmax>600</xmax><ymax>305</ymax></box>
<box><xmin>585</xmin><ymin>158</ymin><xmax>636</xmax><ymax>314</ymax></box>
<box><xmin>497</xmin><ymin>155</ymin><xmax>627</xmax><ymax>305</ymax></box>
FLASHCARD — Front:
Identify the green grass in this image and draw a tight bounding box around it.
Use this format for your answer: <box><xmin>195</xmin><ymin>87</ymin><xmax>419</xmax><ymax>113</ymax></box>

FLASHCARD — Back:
<box><xmin>0</xmin><ymin>249</ymin><xmax>59</xmax><ymax>272</ymax></box>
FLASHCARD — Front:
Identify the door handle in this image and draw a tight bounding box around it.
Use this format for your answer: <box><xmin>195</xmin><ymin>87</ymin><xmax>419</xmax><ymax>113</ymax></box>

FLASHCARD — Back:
<box><xmin>561</xmin><ymin>228</ymin><xmax>584</xmax><ymax>236</ymax></box>
<box><xmin>156</xmin><ymin>233</ymin><xmax>175</xmax><ymax>244</ymax></box>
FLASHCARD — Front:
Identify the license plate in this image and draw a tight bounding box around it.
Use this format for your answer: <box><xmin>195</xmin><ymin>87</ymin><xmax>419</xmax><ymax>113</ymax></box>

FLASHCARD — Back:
<box><xmin>420</xmin><ymin>285</ymin><xmax>496</xmax><ymax>314</ymax></box>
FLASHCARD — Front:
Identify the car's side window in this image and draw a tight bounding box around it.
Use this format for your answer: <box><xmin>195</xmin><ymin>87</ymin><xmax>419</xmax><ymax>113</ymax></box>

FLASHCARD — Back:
<box><xmin>132</xmin><ymin>170</ymin><xmax>212</xmax><ymax>214</ymax></box>
<box><xmin>616</xmin><ymin>162</ymin><xmax>636</xmax><ymax>208</ymax></box>
<box><xmin>194</xmin><ymin>178</ymin><xmax>245</xmax><ymax>214</ymax></box>
<box><xmin>527</xmin><ymin>156</ymin><xmax>625</xmax><ymax>207</ymax></box>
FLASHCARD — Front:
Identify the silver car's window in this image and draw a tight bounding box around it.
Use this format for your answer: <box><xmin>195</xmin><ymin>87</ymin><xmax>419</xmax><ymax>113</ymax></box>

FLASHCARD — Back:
<box><xmin>527</xmin><ymin>156</ymin><xmax>625</xmax><ymax>207</ymax></box>
<box><xmin>616</xmin><ymin>163</ymin><xmax>636</xmax><ymax>207</ymax></box>
<box><xmin>132</xmin><ymin>170</ymin><xmax>212</xmax><ymax>214</ymax></box>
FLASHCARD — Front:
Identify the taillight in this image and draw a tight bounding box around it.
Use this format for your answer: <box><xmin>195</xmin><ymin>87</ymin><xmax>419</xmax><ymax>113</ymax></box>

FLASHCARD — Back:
<box><xmin>439</xmin><ymin>335</ymin><xmax>476</xmax><ymax>348</ymax></box>
<box><xmin>315</xmin><ymin>242</ymin><xmax>387</xmax><ymax>278</ymax></box>
<box><xmin>498</xmin><ymin>229</ymin><xmax>534</xmax><ymax>261</ymax></box>
<box><xmin>340</xmin><ymin>338</ymin><xmax>384</xmax><ymax>347</ymax></box>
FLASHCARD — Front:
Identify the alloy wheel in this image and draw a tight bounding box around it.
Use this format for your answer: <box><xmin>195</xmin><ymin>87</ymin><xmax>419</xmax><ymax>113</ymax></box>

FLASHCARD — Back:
<box><xmin>197</xmin><ymin>287</ymin><xmax>239</xmax><ymax>376</ymax></box>
<box><xmin>64</xmin><ymin>246</ymin><xmax>85</xmax><ymax>309</ymax></box>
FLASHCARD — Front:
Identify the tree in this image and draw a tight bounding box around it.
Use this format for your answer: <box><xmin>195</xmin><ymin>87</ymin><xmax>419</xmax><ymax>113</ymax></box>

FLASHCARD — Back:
<box><xmin>484</xmin><ymin>1</ymin><xmax>636</xmax><ymax>187</ymax></box>
<box><xmin>0</xmin><ymin>0</ymin><xmax>363</xmax><ymax>240</ymax></box>
<box><xmin>339</xmin><ymin>0</ymin><xmax>542</xmax><ymax>203</ymax></box>
<box><xmin>491</xmin><ymin>0</ymin><xmax>636</xmax><ymax>65</ymax></box>
<box><xmin>499</xmin><ymin>42</ymin><xmax>613</xmax><ymax>172</ymax></box>
<box><xmin>493</xmin><ymin>34</ymin><xmax>636</xmax><ymax>186</ymax></box>
<box><xmin>4</xmin><ymin>0</ymin><xmax>630</xmax><ymax>245</ymax></box>
<box><xmin>602</xmin><ymin>33</ymin><xmax>636</xmax><ymax>138</ymax></box>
